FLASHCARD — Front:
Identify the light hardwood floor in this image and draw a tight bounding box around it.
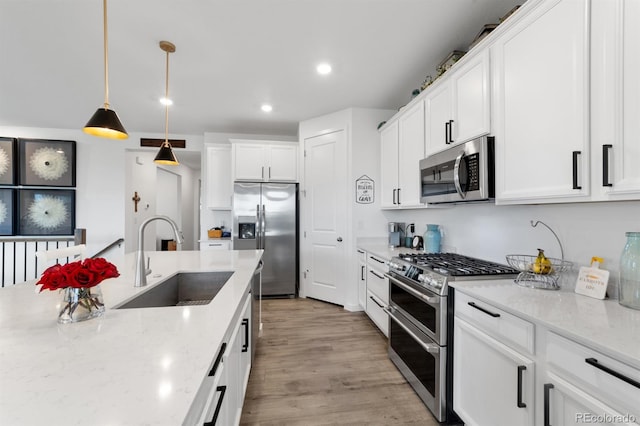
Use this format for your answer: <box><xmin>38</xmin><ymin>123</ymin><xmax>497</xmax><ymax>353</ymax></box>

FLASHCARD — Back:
<box><xmin>240</xmin><ymin>298</ymin><xmax>438</xmax><ymax>425</ymax></box>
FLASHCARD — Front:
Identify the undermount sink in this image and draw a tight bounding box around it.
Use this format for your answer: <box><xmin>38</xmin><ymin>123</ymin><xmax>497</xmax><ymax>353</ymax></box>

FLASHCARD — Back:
<box><xmin>115</xmin><ymin>271</ymin><xmax>234</xmax><ymax>309</ymax></box>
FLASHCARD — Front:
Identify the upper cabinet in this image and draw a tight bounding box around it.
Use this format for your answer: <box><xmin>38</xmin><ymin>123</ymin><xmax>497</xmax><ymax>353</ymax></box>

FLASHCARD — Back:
<box><xmin>493</xmin><ymin>0</ymin><xmax>640</xmax><ymax>204</ymax></box>
<box><xmin>231</xmin><ymin>140</ymin><xmax>298</xmax><ymax>182</ymax></box>
<box><xmin>426</xmin><ymin>50</ymin><xmax>491</xmax><ymax>156</ymax></box>
<box><xmin>380</xmin><ymin>102</ymin><xmax>425</xmax><ymax>208</ymax></box>
<box><xmin>205</xmin><ymin>144</ymin><xmax>232</xmax><ymax>210</ymax></box>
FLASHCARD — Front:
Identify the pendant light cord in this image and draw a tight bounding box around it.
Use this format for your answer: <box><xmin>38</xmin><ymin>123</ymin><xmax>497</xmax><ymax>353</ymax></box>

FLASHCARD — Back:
<box><xmin>164</xmin><ymin>49</ymin><xmax>170</xmax><ymax>145</ymax></box>
<box><xmin>103</xmin><ymin>0</ymin><xmax>110</xmax><ymax>109</ymax></box>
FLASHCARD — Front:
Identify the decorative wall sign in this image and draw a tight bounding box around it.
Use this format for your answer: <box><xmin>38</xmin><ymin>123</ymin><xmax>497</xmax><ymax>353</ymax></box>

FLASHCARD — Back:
<box><xmin>18</xmin><ymin>189</ymin><xmax>75</xmax><ymax>236</ymax></box>
<box><xmin>356</xmin><ymin>175</ymin><xmax>374</xmax><ymax>204</ymax></box>
<box><xmin>19</xmin><ymin>139</ymin><xmax>76</xmax><ymax>187</ymax></box>
<box><xmin>0</xmin><ymin>189</ymin><xmax>15</xmax><ymax>235</ymax></box>
<box><xmin>0</xmin><ymin>138</ymin><xmax>16</xmax><ymax>186</ymax></box>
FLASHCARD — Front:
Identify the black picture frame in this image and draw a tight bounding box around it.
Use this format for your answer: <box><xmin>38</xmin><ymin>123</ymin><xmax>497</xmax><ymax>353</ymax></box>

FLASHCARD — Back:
<box><xmin>17</xmin><ymin>189</ymin><xmax>75</xmax><ymax>236</ymax></box>
<box><xmin>18</xmin><ymin>138</ymin><xmax>76</xmax><ymax>187</ymax></box>
<box><xmin>0</xmin><ymin>137</ymin><xmax>17</xmax><ymax>186</ymax></box>
<box><xmin>0</xmin><ymin>189</ymin><xmax>15</xmax><ymax>236</ymax></box>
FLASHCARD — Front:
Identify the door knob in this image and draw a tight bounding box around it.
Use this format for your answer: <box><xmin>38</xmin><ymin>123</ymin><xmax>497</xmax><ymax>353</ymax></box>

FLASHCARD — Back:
<box><xmin>337</xmin><ymin>237</ymin><xmax>343</xmax><ymax>242</ymax></box>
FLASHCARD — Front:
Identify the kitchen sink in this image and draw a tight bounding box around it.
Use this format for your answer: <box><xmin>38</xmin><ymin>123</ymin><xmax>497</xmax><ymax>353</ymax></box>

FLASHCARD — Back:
<box><xmin>115</xmin><ymin>271</ymin><xmax>234</xmax><ymax>309</ymax></box>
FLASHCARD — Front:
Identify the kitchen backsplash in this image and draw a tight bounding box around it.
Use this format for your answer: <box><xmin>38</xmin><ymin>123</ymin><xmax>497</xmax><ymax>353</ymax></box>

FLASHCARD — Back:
<box><xmin>383</xmin><ymin>200</ymin><xmax>640</xmax><ymax>298</ymax></box>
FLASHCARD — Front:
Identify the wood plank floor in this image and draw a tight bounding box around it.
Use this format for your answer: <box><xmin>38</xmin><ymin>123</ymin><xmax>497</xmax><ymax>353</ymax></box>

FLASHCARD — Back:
<box><xmin>240</xmin><ymin>298</ymin><xmax>438</xmax><ymax>425</ymax></box>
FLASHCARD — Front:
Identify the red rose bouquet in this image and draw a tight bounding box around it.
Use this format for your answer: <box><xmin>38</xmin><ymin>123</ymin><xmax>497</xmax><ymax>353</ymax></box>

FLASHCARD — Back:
<box><xmin>37</xmin><ymin>257</ymin><xmax>120</xmax><ymax>292</ymax></box>
<box><xmin>37</xmin><ymin>258</ymin><xmax>120</xmax><ymax>323</ymax></box>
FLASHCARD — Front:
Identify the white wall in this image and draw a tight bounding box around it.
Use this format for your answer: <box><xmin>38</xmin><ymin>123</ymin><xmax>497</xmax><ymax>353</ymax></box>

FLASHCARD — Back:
<box><xmin>383</xmin><ymin>200</ymin><xmax>640</xmax><ymax>297</ymax></box>
<box><xmin>0</xmin><ymin>125</ymin><xmax>203</xmax><ymax>258</ymax></box>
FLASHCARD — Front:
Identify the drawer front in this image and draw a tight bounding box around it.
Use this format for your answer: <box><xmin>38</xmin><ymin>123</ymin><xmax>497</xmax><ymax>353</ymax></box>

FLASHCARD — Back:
<box><xmin>366</xmin><ymin>254</ymin><xmax>388</xmax><ymax>273</ymax></box>
<box><xmin>367</xmin><ymin>268</ymin><xmax>389</xmax><ymax>303</ymax></box>
<box><xmin>547</xmin><ymin>331</ymin><xmax>640</xmax><ymax>418</ymax></box>
<box><xmin>200</xmin><ymin>240</ymin><xmax>231</xmax><ymax>250</ymax></box>
<box><xmin>366</xmin><ymin>290</ymin><xmax>388</xmax><ymax>337</ymax></box>
<box><xmin>455</xmin><ymin>292</ymin><xmax>534</xmax><ymax>355</ymax></box>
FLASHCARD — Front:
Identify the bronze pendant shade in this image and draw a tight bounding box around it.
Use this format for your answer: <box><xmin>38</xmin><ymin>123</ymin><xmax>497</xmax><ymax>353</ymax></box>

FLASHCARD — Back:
<box><xmin>154</xmin><ymin>140</ymin><xmax>179</xmax><ymax>165</ymax></box>
<box><xmin>153</xmin><ymin>41</ymin><xmax>179</xmax><ymax>166</ymax></box>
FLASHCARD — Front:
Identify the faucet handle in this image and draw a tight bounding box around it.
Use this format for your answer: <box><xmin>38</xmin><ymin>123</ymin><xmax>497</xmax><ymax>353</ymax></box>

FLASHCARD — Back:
<box><xmin>146</xmin><ymin>257</ymin><xmax>152</xmax><ymax>275</ymax></box>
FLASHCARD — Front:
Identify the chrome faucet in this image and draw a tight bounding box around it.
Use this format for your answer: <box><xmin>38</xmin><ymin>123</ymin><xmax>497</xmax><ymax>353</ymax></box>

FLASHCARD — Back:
<box><xmin>134</xmin><ymin>215</ymin><xmax>184</xmax><ymax>287</ymax></box>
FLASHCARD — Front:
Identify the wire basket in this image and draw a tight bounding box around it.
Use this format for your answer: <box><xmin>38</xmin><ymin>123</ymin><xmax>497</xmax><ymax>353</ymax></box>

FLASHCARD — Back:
<box><xmin>505</xmin><ymin>254</ymin><xmax>573</xmax><ymax>290</ymax></box>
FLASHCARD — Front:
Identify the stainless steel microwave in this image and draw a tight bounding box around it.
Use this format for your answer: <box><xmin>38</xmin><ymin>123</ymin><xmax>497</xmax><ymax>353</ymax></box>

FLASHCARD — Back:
<box><xmin>419</xmin><ymin>136</ymin><xmax>494</xmax><ymax>204</ymax></box>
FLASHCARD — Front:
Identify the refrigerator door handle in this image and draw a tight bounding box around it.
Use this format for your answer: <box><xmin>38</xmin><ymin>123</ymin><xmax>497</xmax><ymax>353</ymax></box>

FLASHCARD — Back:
<box><xmin>261</xmin><ymin>204</ymin><xmax>266</xmax><ymax>249</ymax></box>
<box><xmin>256</xmin><ymin>204</ymin><xmax>261</xmax><ymax>249</ymax></box>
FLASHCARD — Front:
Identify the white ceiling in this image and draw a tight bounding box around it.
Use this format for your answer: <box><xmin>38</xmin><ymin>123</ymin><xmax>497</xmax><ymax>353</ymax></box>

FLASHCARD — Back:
<box><xmin>0</xmin><ymin>0</ymin><xmax>522</xmax><ymax>138</ymax></box>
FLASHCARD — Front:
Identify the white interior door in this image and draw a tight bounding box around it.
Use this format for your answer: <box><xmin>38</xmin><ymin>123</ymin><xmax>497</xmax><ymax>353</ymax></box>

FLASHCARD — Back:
<box><xmin>303</xmin><ymin>130</ymin><xmax>347</xmax><ymax>306</ymax></box>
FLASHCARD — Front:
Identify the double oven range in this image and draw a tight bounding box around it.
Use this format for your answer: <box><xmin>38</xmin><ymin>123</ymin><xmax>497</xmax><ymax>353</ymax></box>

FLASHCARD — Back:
<box><xmin>384</xmin><ymin>252</ymin><xmax>518</xmax><ymax>423</ymax></box>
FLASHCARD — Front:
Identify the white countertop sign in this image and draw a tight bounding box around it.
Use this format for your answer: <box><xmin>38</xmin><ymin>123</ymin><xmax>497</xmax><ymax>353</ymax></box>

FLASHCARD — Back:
<box><xmin>450</xmin><ymin>280</ymin><xmax>640</xmax><ymax>370</ymax></box>
<box><xmin>0</xmin><ymin>250</ymin><xmax>263</xmax><ymax>425</ymax></box>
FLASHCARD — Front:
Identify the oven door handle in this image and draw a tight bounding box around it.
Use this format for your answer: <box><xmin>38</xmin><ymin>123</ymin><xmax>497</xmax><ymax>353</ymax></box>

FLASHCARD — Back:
<box><xmin>385</xmin><ymin>307</ymin><xmax>440</xmax><ymax>354</ymax></box>
<box><xmin>384</xmin><ymin>273</ymin><xmax>440</xmax><ymax>305</ymax></box>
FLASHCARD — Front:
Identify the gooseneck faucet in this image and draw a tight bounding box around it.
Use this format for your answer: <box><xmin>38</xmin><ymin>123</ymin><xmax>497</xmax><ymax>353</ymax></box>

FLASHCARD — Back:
<box><xmin>134</xmin><ymin>215</ymin><xmax>184</xmax><ymax>287</ymax></box>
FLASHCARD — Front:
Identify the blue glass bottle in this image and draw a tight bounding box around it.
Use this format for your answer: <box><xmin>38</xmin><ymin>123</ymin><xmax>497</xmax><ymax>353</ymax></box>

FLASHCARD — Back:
<box><xmin>619</xmin><ymin>232</ymin><xmax>640</xmax><ymax>310</ymax></box>
<box><xmin>424</xmin><ymin>224</ymin><xmax>441</xmax><ymax>253</ymax></box>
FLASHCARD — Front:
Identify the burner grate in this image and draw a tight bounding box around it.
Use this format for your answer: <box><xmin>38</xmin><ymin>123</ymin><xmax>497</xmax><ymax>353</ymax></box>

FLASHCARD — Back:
<box><xmin>400</xmin><ymin>253</ymin><xmax>518</xmax><ymax>276</ymax></box>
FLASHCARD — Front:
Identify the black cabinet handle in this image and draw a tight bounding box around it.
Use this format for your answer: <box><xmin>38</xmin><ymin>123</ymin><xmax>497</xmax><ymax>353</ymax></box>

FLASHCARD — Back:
<box><xmin>241</xmin><ymin>318</ymin><xmax>249</xmax><ymax>353</ymax></box>
<box><xmin>397</xmin><ymin>188</ymin><xmax>401</xmax><ymax>204</ymax></box>
<box><xmin>585</xmin><ymin>358</ymin><xmax>640</xmax><ymax>389</ymax></box>
<box><xmin>572</xmin><ymin>151</ymin><xmax>582</xmax><ymax>190</ymax></box>
<box><xmin>370</xmin><ymin>256</ymin><xmax>385</xmax><ymax>264</ymax></box>
<box><xmin>361</xmin><ymin>265</ymin><xmax>365</xmax><ymax>281</ymax></box>
<box><xmin>357</xmin><ymin>249</ymin><xmax>365</xmax><ymax>254</ymax></box>
<box><xmin>392</xmin><ymin>188</ymin><xmax>397</xmax><ymax>204</ymax></box>
<box><xmin>517</xmin><ymin>365</ymin><xmax>527</xmax><ymax>408</ymax></box>
<box><xmin>370</xmin><ymin>270</ymin><xmax>385</xmax><ymax>280</ymax></box>
<box><xmin>602</xmin><ymin>144</ymin><xmax>613</xmax><ymax>187</ymax></box>
<box><xmin>445</xmin><ymin>121</ymin><xmax>451</xmax><ymax>144</ymax></box>
<box><xmin>468</xmin><ymin>301</ymin><xmax>501</xmax><ymax>318</ymax></box>
<box><xmin>203</xmin><ymin>385</ymin><xmax>227</xmax><ymax>426</ymax></box>
<box><xmin>208</xmin><ymin>342</ymin><xmax>226</xmax><ymax>377</ymax></box>
<box><xmin>544</xmin><ymin>383</ymin><xmax>554</xmax><ymax>426</ymax></box>
<box><xmin>448</xmin><ymin>120</ymin><xmax>454</xmax><ymax>144</ymax></box>
<box><xmin>369</xmin><ymin>295</ymin><xmax>384</xmax><ymax>309</ymax></box>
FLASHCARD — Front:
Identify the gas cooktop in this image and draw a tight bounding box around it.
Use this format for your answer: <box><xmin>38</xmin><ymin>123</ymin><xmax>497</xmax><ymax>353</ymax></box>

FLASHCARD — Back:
<box><xmin>397</xmin><ymin>252</ymin><xmax>518</xmax><ymax>277</ymax></box>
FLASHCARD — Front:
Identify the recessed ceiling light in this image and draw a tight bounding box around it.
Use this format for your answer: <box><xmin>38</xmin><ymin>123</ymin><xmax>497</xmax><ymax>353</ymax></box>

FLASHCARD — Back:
<box><xmin>160</xmin><ymin>97</ymin><xmax>173</xmax><ymax>106</ymax></box>
<box><xmin>316</xmin><ymin>63</ymin><xmax>332</xmax><ymax>75</ymax></box>
<box><xmin>261</xmin><ymin>104</ymin><xmax>273</xmax><ymax>113</ymax></box>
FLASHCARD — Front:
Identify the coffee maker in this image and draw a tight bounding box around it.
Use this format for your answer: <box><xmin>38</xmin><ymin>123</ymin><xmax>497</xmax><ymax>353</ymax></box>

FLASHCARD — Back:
<box><xmin>388</xmin><ymin>222</ymin><xmax>405</xmax><ymax>247</ymax></box>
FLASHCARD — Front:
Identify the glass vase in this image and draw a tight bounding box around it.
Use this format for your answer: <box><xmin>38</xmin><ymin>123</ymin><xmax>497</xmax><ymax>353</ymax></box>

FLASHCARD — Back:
<box><xmin>58</xmin><ymin>286</ymin><xmax>105</xmax><ymax>324</ymax></box>
<box><xmin>424</xmin><ymin>224</ymin><xmax>441</xmax><ymax>254</ymax></box>
<box><xmin>619</xmin><ymin>232</ymin><xmax>640</xmax><ymax>310</ymax></box>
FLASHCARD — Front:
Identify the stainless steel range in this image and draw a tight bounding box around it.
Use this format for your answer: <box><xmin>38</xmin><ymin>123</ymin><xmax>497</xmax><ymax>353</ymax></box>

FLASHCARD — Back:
<box><xmin>384</xmin><ymin>253</ymin><xmax>518</xmax><ymax>423</ymax></box>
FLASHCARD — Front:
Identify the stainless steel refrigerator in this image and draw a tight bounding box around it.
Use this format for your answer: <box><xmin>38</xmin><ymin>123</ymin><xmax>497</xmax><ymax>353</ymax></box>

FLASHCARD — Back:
<box><xmin>232</xmin><ymin>182</ymin><xmax>298</xmax><ymax>297</ymax></box>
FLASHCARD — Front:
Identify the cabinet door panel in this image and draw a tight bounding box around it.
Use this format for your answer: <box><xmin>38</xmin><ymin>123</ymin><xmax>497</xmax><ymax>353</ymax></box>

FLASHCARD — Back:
<box><xmin>453</xmin><ymin>51</ymin><xmax>490</xmax><ymax>143</ymax></box>
<box><xmin>454</xmin><ymin>318</ymin><xmax>534</xmax><ymax>426</ymax></box>
<box><xmin>268</xmin><ymin>145</ymin><xmax>298</xmax><ymax>182</ymax></box>
<box><xmin>380</xmin><ymin>122</ymin><xmax>399</xmax><ymax>208</ymax></box>
<box><xmin>234</xmin><ymin>144</ymin><xmax>266</xmax><ymax>181</ymax></box>
<box><xmin>425</xmin><ymin>82</ymin><xmax>452</xmax><ymax>156</ymax></box>
<box><xmin>494</xmin><ymin>0</ymin><xmax>590</xmax><ymax>202</ymax></box>
<box><xmin>206</xmin><ymin>146</ymin><xmax>232</xmax><ymax>209</ymax></box>
<box><xmin>398</xmin><ymin>102</ymin><xmax>425</xmax><ymax>207</ymax></box>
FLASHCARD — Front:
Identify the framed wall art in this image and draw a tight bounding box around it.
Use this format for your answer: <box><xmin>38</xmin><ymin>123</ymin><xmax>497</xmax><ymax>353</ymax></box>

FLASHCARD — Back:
<box><xmin>0</xmin><ymin>137</ymin><xmax>16</xmax><ymax>186</ymax></box>
<box><xmin>0</xmin><ymin>189</ymin><xmax>15</xmax><ymax>236</ymax></box>
<box><xmin>18</xmin><ymin>138</ymin><xmax>76</xmax><ymax>187</ymax></box>
<box><xmin>18</xmin><ymin>189</ymin><xmax>75</xmax><ymax>236</ymax></box>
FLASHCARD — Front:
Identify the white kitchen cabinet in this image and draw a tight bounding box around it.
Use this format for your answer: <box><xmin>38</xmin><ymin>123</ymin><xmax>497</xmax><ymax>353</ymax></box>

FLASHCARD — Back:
<box><xmin>199</xmin><ymin>240</ymin><xmax>231</xmax><ymax>251</ymax></box>
<box><xmin>454</xmin><ymin>318</ymin><xmax>535</xmax><ymax>426</ymax></box>
<box><xmin>493</xmin><ymin>0</ymin><xmax>591</xmax><ymax>203</ymax></box>
<box><xmin>206</xmin><ymin>145</ymin><xmax>233</xmax><ymax>209</ymax></box>
<box><xmin>228</xmin><ymin>293</ymin><xmax>252</xmax><ymax>425</ymax></box>
<box><xmin>231</xmin><ymin>140</ymin><xmax>298</xmax><ymax>182</ymax></box>
<box><xmin>364</xmin><ymin>253</ymin><xmax>389</xmax><ymax>337</ymax></box>
<box><xmin>357</xmin><ymin>249</ymin><xmax>367</xmax><ymax>310</ymax></box>
<box><xmin>380</xmin><ymin>101</ymin><xmax>424</xmax><ymax>209</ymax></box>
<box><xmin>426</xmin><ymin>50</ymin><xmax>491</xmax><ymax>156</ymax></box>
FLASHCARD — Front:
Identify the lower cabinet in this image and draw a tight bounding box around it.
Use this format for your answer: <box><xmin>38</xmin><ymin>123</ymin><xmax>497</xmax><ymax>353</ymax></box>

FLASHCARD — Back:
<box><xmin>453</xmin><ymin>318</ymin><xmax>535</xmax><ymax>426</ymax></box>
<box><xmin>356</xmin><ymin>249</ymin><xmax>367</xmax><ymax>310</ymax></box>
<box><xmin>184</xmin><ymin>290</ymin><xmax>252</xmax><ymax>425</ymax></box>
<box><xmin>364</xmin><ymin>252</ymin><xmax>390</xmax><ymax>337</ymax></box>
<box><xmin>199</xmin><ymin>240</ymin><xmax>231</xmax><ymax>251</ymax></box>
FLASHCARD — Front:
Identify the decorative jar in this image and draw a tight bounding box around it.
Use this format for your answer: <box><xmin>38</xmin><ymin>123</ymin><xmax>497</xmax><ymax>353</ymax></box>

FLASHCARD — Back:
<box><xmin>58</xmin><ymin>286</ymin><xmax>105</xmax><ymax>324</ymax></box>
<box><xmin>424</xmin><ymin>224</ymin><xmax>441</xmax><ymax>253</ymax></box>
<box><xmin>619</xmin><ymin>232</ymin><xmax>640</xmax><ymax>310</ymax></box>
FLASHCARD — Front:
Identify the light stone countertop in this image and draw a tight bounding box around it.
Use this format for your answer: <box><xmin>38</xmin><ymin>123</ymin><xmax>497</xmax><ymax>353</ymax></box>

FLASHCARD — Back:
<box><xmin>357</xmin><ymin>239</ymin><xmax>421</xmax><ymax>261</ymax></box>
<box><xmin>0</xmin><ymin>249</ymin><xmax>263</xmax><ymax>426</ymax></box>
<box><xmin>450</xmin><ymin>280</ymin><xmax>640</xmax><ymax>370</ymax></box>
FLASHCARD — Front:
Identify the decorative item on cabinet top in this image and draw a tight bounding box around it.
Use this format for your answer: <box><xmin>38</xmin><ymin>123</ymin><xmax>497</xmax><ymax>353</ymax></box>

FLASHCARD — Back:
<box><xmin>436</xmin><ymin>50</ymin><xmax>466</xmax><ymax>76</ymax></box>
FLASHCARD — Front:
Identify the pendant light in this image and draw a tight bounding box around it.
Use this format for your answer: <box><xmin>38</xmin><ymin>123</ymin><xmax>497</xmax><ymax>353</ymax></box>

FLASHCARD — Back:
<box><xmin>83</xmin><ymin>0</ymin><xmax>128</xmax><ymax>139</ymax></box>
<box><xmin>154</xmin><ymin>41</ymin><xmax>179</xmax><ymax>166</ymax></box>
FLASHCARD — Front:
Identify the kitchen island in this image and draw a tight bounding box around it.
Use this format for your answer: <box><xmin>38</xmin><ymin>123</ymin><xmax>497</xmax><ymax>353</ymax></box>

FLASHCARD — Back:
<box><xmin>0</xmin><ymin>249</ymin><xmax>263</xmax><ymax>425</ymax></box>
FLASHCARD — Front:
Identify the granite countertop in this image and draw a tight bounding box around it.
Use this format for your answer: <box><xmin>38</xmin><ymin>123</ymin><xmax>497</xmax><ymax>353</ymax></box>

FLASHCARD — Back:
<box><xmin>0</xmin><ymin>249</ymin><xmax>263</xmax><ymax>425</ymax></box>
<box><xmin>450</xmin><ymin>280</ymin><xmax>640</xmax><ymax>370</ymax></box>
